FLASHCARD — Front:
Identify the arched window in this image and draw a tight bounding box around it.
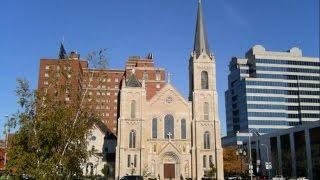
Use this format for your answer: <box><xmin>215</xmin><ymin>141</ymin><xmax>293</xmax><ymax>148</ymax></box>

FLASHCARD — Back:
<box><xmin>181</xmin><ymin>119</ymin><xmax>186</xmax><ymax>139</ymax></box>
<box><xmin>129</xmin><ymin>130</ymin><xmax>136</xmax><ymax>148</ymax></box>
<box><xmin>204</xmin><ymin>131</ymin><xmax>210</xmax><ymax>149</ymax></box>
<box><xmin>134</xmin><ymin>155</ymin><xmax>137</xmax><ymax>167</ymax></box>
<box><xmin>127</xmin><ymin>154</ymin><xmax>131</xmax><ymax>167</ymax></box>
<box><xmin>201</xmin><ymin>71</ymin><xmax>209</xmax><ymax>89</ymax></box>
<box><xmin>131</xmin><ymin>100</ymin><xmax>136</xmax><ymax>118</ymax></box>
<box><xmin>164</xmin><ymin>114</ymin><xmax>174</xmax><ymax>139</ymax></box>
<box><xmin>209</xmin><ymin>155</ymin><xmax>213</xmax><ymax>166</ymax></box>
<box><xmin>204</xmin><ymin>102</ymin><xmax>209</xmax><ymax>120</ymax></box>
<box><xmin>203</xmin><ymin>155</ymin><xmax>207</xmax><ymax>168</ymax></box>
<box><xmin>152</xmin><ymin>118</ymin><xmax>157</xmax><ymax>139</ymax></box>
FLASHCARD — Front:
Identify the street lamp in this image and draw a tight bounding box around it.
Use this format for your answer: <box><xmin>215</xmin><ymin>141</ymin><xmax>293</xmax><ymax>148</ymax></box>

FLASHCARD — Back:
<box><xmin>130</xmin><ymin>162</ymin><xmax>135</xmax><ymax>175</ymax></box>
<box><xmin>248</xmin><ymin>129</ymin><xmax>261</xmax><ymax>180</ymax></box>
<box><xmin>236</xmin><ymin>146</ymin><xmax>247</xmax><ymax>177</ymax></box>
<box><xmin>261</xmin><ymin>143</ymin><xmax>272</xmax><ymax>180</ymax></box>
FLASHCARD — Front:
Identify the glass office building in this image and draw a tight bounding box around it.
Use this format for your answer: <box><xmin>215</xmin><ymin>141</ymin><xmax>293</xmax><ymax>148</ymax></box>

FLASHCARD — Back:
<box><xmin>224</xmin><ymin>45</ymin><xmax>320</xmax><ymax>138</ymax></box>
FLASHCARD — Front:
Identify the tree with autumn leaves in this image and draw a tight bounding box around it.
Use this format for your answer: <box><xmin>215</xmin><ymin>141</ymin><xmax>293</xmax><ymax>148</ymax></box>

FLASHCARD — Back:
<box><xmin>223</xmin><ymin>147</ymin><xmax>248</xmax><ymax>177</ymax></box>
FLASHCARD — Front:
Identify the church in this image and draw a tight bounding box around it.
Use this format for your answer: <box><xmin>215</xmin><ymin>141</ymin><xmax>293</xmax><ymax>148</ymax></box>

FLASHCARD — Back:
<box><xmin>115</xmin><ymin>1</ymin><xmax>224</xmax><ymax>179</ymax></box>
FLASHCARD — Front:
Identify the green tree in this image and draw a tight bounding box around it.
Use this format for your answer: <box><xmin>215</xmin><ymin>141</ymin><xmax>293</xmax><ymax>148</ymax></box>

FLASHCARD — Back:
<box><xmin>4</xmin><ymin>78</ymin><xmax>93</xmax><ymax>178</ymax></box>
<box><xmin>4</xmin><ymin>49</ymin><xmax>108</xmax><ymax>178</ymax></box>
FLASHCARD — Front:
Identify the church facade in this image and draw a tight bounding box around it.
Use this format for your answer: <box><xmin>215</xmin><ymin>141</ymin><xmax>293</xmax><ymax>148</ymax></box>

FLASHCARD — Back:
<box><xmin>115</xmin><ymin>1</ymin><xmax>224</xmax><ymax>179</ymax></box>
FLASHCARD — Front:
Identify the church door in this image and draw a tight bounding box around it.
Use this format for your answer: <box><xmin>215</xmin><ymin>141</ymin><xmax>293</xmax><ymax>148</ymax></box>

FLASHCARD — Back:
<box><xmin>164</xmin><ymin>164</ymin><xmax>175</xmax><ymax>179</ymax></box>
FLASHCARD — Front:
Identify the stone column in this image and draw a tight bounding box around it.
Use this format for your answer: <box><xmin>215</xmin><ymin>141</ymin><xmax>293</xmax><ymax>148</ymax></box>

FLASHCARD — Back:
<box><xmin>304</xmin><ymin>129</ymin><xmax>313</xmax><ymax>179</ymax></box>
<box><xmin>276</xmin><ymin>136</ymin><xmax>282</xmax><ymax>175</ymax></box>
<box><xmin>289</xmin><ymin>132</ymin><xmax>296</xmax><ymax>178</ymax></box>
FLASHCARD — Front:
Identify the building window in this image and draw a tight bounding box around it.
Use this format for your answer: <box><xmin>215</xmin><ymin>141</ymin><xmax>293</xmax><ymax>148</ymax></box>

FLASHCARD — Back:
<box><xmin>134</xmin><ymin>155</ymin><xmax>137</xmax><ymax>167</ymax></box>
<box><xmin>209</xmin><ymin>155</ymin><xmax>213</xmax><ymax>166</ymax></box>
<box><xmin>129</xmin><ymin>130</ymin><xmax>136</xmax><ymax>148</ymax></box>
<box><xmin>201</xmin><ymin>71</ymin><xmax>209</xmax><ymax>89</ymax></box>
<box><xmin>203</xmin><ymin>155</ymin><xmax>207</xmax><ymax>168</ymax></box>
<box><xmin>152</xmin><ymin>118</ymin><xmax>157</xmax><ymax>139</ymax></box>
<box><xmin>204</xmin><ymin>131</ymin><xmax>210</xmax><ymax>149</ymax></box>
<box><xmin>143</xmin><ymin>71</ymin><xmax>148</xmax><ymax>80</ymax></box>
<box><xmin>204</xmin><ymin>102</ymin><xmax>209</xmax><ymax>120</ymax></box>
<box><xmin>44</xmin><ymin>73</ymin><xmax>49</xmax><ymax>77</ymax></box>
<box><xmin>153</xmin><ymin>144</ymin><xmax>157</xmax><ymax>152</ymax></box>
<box><xmin>127</xmin><ymin>154</ymin><xmax>131</xmax><ymax>167</ymax></box>
<box><xmin>164</xmin><ymin>114</ymin><xmax>174</xmax><ymax>139</ymax></box>
<box><xmin>156</xmin><ymin>84</ymin><xmax>160</xmax><ymax>89</ymax></box>
<box><xmin>115</xmin><ymin>78</ymin><xmax>119</xmax><ymax>82</ymax></box>
<box><xmin>181</xmin><ymin>119</ymin><xmax>186</xmax><ymax>139</ymax></box>
<box><xmin>156</xmin><ymin>72</ymin><xmax>161</xmax><ymax>81</ymax></box>
<box><xmin>45</xmin><ymin>65</ymin><xmax>50</xmax><ymax>70</ymax></box>
<box><xmin>131</xmin><ymin>100</ymin><xmax>136</xmax><ymax>118</ymax></box>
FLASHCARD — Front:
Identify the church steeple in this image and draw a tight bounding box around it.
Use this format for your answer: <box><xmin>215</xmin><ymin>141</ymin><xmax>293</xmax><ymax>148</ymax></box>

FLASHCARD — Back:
<box><xmin>58</xmin><ymin>42</ymin><xmax>67</xmax><ymax>59</ymax></box>
<box><xmin>193</xmin><ymin>0</ymin><xmax>210</xmax><ymax>58</ymax></box>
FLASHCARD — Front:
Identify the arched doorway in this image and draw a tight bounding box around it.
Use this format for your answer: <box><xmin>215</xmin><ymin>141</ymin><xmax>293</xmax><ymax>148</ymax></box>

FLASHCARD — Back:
<box><xmin>160</xmin><ymin>152</ymin><xmax>180</xmax><ymax>179</ymax></box>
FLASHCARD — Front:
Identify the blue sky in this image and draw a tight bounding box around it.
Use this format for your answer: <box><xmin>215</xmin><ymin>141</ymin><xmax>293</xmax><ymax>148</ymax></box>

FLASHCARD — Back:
<box><xmin>0</xmin><ymin>0</ymin><xmax>319</xmax><ymax>138</ymax></box>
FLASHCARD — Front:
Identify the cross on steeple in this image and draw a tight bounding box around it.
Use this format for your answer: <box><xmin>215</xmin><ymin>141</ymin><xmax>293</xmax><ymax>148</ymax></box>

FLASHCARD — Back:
<box><xmin>167</xmin><ymin>72</ymin><xmax>173</xmax><ymax>84</ymax></box>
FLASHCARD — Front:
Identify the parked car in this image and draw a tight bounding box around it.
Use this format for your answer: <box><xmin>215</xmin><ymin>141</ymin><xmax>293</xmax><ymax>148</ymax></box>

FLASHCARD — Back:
<box><xmin>120</xmin><ymin>175</ymin><xmax>144</xmax><ymax>180</ymax></box>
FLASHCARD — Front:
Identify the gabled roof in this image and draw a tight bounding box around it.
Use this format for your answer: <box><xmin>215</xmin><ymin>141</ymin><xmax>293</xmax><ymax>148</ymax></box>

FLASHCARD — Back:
<box><xmin>91</xmin><ymin>118</ymin><xmax>116</xmax><ymax>139</ymax></box>
<box><xmin>126</xmin><ymin>74</ymin><xmax>142</xmax><ymax>87</ymax></box>
<box><xmin>148</xmin><ymin>83</ymin><xmax>190</xmax><ymax>108</ymax></box>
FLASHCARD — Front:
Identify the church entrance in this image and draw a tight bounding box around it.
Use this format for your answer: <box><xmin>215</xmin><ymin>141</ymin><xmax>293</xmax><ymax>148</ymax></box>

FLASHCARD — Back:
<box><xmin>163</xmin><ymin>164</ymin><xmax>175</xmax><ymax>179</ymax></box>
<box><xmin>160</xmin><ymin>151</ymin><xmax>180</xmax><ymax>179</ymax></box>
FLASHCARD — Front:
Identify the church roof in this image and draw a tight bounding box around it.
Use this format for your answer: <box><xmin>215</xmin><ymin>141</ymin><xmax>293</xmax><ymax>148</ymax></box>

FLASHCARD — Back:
<box><xmin>126</xmin><ymin>73</ymin><xmax>142</xmax><ymax>87</ymax></box>
<box><xmin>58</xmin><ymin>42</ymin><xmax>67</xmax><ymax>59</ymax></box>
<box><xmin>193</xmin><ymin>0</ymin><xmax>211</xmax><ymax>58</ymax></box>
<box><xmin>91</xmin><ymin>118</ymin><xmax>116</xmax><ymax>139</ymax></box>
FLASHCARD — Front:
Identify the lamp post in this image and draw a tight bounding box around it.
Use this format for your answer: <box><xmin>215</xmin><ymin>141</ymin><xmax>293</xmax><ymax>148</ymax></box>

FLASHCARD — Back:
<box><xmin>236</xmin><ymin>146</ymin><xmax>247</xmax><ymax>177</ymax></box>
<box><xmin>248</xmin><ymin>129</ymin><xmax>261</xmax><ymax>180</ymax></box>
<box><xmin>261</xmin><ymin>144</ymin><xmax>272</xmax><ymax>180</ymax></box>
<box><xmin>130</xmin><ymin>162</ymin><xmax>135</xmax><ymax>175</ymax></box>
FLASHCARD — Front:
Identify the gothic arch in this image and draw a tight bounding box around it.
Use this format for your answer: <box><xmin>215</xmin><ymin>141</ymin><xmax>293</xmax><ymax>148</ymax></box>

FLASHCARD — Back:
<box><xmin>201</xmin><ymin>71</ymin><xmax>209</xmax><ymax>89</ymax></box>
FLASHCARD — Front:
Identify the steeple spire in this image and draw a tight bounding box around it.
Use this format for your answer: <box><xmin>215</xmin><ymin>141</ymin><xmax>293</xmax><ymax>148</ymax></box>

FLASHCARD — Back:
<box><xmin>193</xmin><ymin>0</ymin><xmax>210</xmax><ymax>58</ymax></box>
<box><xmin>58</xmin><ymin>42</ymin><xmax>67</xmax><ymax>59</ymax></box>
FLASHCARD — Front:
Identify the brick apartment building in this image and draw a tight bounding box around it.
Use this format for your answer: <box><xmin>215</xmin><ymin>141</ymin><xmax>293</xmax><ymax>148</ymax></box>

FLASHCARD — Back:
<box><xmin>38</xmin><ymin>45</ymin><xmax>166</xmax><ymax>136</ymax></box>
